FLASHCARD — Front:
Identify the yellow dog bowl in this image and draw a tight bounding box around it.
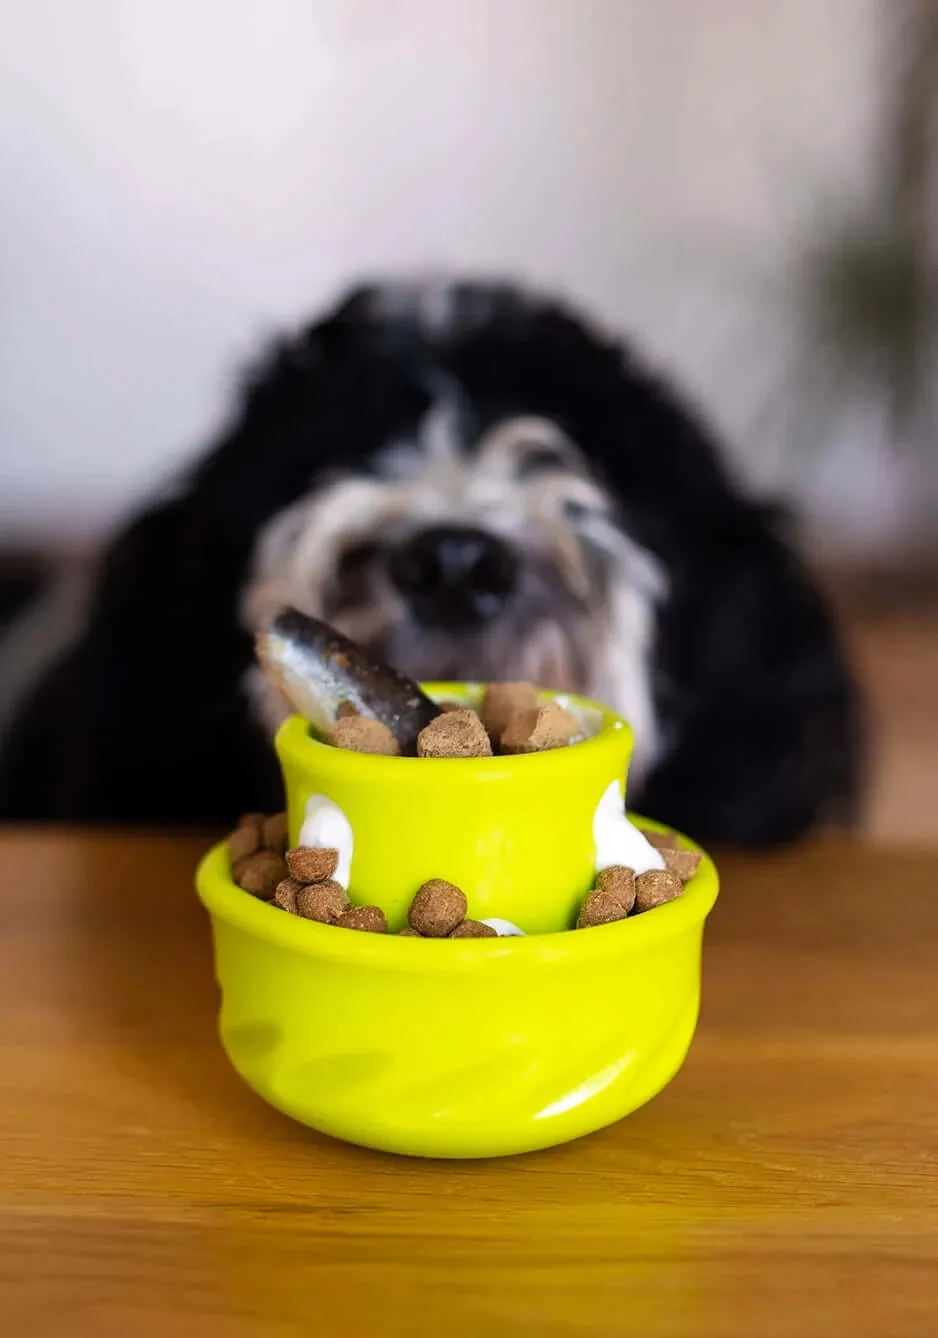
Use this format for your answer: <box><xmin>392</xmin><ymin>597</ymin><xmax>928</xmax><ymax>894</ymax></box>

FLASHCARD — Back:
<box><xmin>196</xmin><ymin>825</ymin><xmax>718</xmax><ymax>1159</ymax></box>
<box><xmin>276</xmin><ymin>684</ymin><xmax>634</xmax><ymax>934</ymax></box>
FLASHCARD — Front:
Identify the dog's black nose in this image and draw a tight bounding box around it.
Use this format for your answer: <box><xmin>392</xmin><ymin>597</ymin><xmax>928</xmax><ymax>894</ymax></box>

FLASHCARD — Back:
<box><xmin>388</xmin><ymin>526</ymin><xmax>517</xmax><ymax>626</ymax></box>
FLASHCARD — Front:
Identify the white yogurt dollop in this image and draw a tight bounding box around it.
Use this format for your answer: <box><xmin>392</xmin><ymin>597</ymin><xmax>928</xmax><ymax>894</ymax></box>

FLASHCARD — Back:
<box><xmin>550</xmin><ymin>694</ymin><xmax>604</xmax><ymax>740</ymax></box>
<box><xmin>592</xmin><ymin>779</ymin><xmax>665</xmax><ymax>875</ymax></box>
<box><xmin>298</xmin><ymin>793</ymin><xmax>354</xmax><ymax>888</ymax></box>
<box><xmin>480</xmin><ymin>917</ymin><xmax>526</xmax><ymax>937</ymax></box>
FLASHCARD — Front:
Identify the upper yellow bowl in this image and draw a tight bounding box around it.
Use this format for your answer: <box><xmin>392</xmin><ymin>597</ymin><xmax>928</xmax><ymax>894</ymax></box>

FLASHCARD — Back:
<box><xmin>276</xmin><ymin>684</ymin><xmax>633</xmax><ymax>934</ymax></box>
<box><xmin>196</xmin><ymin>823</ymin><xmax>718</xmax><ymax>1159</ymax></box>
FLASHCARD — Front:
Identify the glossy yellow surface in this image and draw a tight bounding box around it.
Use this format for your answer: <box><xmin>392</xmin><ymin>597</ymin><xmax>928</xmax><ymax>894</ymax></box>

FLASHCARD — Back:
<box><xmin>196</xmin><ymin>825</ymin><xmax>718</xmax><ymax>1159</ymax></box>
<box><xmin>275</xmin><ymin>684</ymin><xmax>633</xmax><ymax>935</ymax></box>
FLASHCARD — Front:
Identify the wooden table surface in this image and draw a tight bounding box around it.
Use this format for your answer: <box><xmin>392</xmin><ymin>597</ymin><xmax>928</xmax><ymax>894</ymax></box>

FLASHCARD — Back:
<box><xmin>1</xmin><ymin>831</ymin><xmax>936</xmax><ymax>1337</ymax></box>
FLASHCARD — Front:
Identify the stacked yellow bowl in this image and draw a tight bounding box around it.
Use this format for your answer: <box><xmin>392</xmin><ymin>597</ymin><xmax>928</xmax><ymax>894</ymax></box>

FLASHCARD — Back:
<box><xmin>196</xmin><ymin>687</ymin><xmax>719</xmax><ymax>1158</ymax></box>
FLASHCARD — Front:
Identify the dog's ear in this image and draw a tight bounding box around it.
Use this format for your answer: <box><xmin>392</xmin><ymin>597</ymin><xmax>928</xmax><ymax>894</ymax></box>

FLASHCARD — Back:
<box><xmin>2</xmin><ymin>285</ymin><xmax>440</xmax><ymax>821</ymax></box>
<box><xmin>182</xmin><ymin>292</ymin><xmax>429</xmax><ymax>549</ymax></box>
<box><xmin>0</xmin><ymin>492</ymin><xmax>278</xmax><ymax>822</ymax></box>
<box><xmin>633</xmin><ymin>502</ymin><xmax>864</xmax><ymax>848</ymax></box>
<box><xmin>73</xmin><ymin>287</ymin><xmax>407</xmax><ymax>671</ymax></box>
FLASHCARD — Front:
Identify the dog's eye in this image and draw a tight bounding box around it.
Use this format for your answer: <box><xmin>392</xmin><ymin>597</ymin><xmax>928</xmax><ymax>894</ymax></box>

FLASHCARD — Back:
<box><xmin>335</xmin><ymin>542</ymin><xmax>380</xmax><ymax>598</ymax></box>
<box><xmin>517</xmin><ymin>445</ymin><xmax>567</xmax><ymax>477</ymax></box>
<box><xmin>337</xmin><ymin>542</ymin><xmax>379</xmax><ymax>574</ymax></box>
<box><xmin>562</xmin><ymin>499</ymin><xmax>601</xmax><ymax>523</ymax></box>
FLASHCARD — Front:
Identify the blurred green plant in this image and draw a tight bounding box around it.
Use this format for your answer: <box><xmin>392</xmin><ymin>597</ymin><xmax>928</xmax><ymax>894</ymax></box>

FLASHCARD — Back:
<box><xmin>799</xmin><ymin>219</ymin><xmax>935</xmax><ymax>425</ymax></box>
<box><xmin>796</xmin><ymin>0</ymin><xmax>938</xmax><ymax>441</ymax></box>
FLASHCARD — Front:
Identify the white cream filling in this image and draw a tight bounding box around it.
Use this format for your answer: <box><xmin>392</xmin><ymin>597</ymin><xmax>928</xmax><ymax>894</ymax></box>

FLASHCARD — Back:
<box><xmin>592</xmin><ymin>779</ymin><xmax>665</xmax><ymax>875</ymax></box>
<box><xmin>549</xmin><ymin>693</ymin><xmax>605</xmax><ymax>740</ymax></box>
<box><xmin>298</xmin><ymin>793</ymin><xmax>354</xmax><ymax>889</ymax></box>
<box><xmin>480</xmin><ymin>917</ymin><xmax>526</xmax><ymax>937</ymax></box>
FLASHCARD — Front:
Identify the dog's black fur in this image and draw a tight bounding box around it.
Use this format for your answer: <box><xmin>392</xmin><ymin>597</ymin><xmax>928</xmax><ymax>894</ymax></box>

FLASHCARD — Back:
<box><xmin>0</xmin><ymin>281</ymin><xmax>862</xmax><ymax>843</ymax></box>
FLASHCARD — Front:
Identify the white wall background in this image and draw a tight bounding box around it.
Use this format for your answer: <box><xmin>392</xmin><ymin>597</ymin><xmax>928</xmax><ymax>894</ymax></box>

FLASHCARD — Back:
<box><xmin>0</xmin><ymin>0</ymin><xmax>904</xmax><ymax>550</ymax></box>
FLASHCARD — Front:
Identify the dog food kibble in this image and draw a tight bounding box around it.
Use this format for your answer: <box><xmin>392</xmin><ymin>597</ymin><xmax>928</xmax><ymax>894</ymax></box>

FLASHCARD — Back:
<box><xmin>501</xmin><ymin>700</ymin><xmax>581</xmax><ymax>754</ymax></box>
<box><xmin>417</xmin><ymin>709</ymin><xmax>493</xmax><ymax>759</ymax></box>
<box><xmin>480</xmin><ymin>681</ymin><xmax>538</xmax><ymax>741</ymax></box>
<box><xmin>228</xmin><ymin>809</ymin><xmax>289</xmax><ymax>868</ymax></box>
<box><xmin>228</xmin><ymin>823</ymin><xmax>261</xmax><ymax>863</ymax></box>
<box><xmin>577</xmin><ymin>841</ymin><xmax>697</xmax><ymax>927</ymax></box>
<box><xmin>262</xmin><ymin>811</ymin><xmax>288</xmax><ymax>852</ymax></box>
<box><xmin>296</xmin><ymin>880</ymin><xmax>349</xmax><ymax>923</ymax></box>
<box><xmin>273</xmin><ymin>878</ymin><xmax>302</xmax><ymax>913</ymax></box>
<box><xmin>238</xmin><ymin>811</ymin><xmax>267</xmax><ymax>831</ymax></box>
<box><xmin>286</xmin><ymin>845</ymin><xmax>339</xmax><ymax>883</ymax></box>
<box><xmin>398</xmin><ymin>927</ymin><xmax>422</xmax><ymax>936</ymax></box>
<box><xmin>336</xmin><ymin>699</ymin><xmax>359</xmax><ymax>719</ymax></box>
<box><xmin>577</xmin><ymin>888</ymin><xmax>631</xmax><ymax>929</ymax></box>
<box><xmin>237</xmin><ymin>850</ymin><xmax>290</xmax><ymax>899</ymax></box>
<box><xmin>643</xmin><ymin>828</ymin><xmax>682</xmax><ymax>852</ymax></box>
<box><xmin>660</xmin><ymin>847</ymin><xmax>702</xmax><ymax>883</ymax></box>
<box><xmin>408</xmin><ymin>879</ymin><xmax>468</xmax><ymax>937</ymax></box>
<box><xmin>594</xmin><ymin>865</ymin><xmax>636</xmax><ymax>912</ymax></box>
<box><xmin>336</xmin><ymin>904</ymin><xmax>388</xmax><ymax>933</ymax></box>
<box><xmin>449</xmin><ymin>918</ymin><xmax>498</xmax><ymax>938</ymax></box>
<box><xmin>498</xmin><ymin>706</ymin><xmax>539</xmax><ymax>753</ymax></box>
<box><xmin>332</xmin><ymin>715</ymin><xmax>401</xmax><ymax>756</ymax></box>
<box><xmin>634</xmin><ymin>869</ymin><xmax>684</xmax><ymax>912</ymax></box>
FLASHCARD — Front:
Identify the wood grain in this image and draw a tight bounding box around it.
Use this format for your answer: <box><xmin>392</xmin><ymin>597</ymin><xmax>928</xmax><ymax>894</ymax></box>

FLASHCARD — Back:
<box><xmin>1</xmin><ymin>831</ymin><xmax>937</xmax><ymax>1336</ymax></box>
<box><xmin>846</xmin><ymin>610</ymin><xmax>938</xmax><ymax>842</ymax></box>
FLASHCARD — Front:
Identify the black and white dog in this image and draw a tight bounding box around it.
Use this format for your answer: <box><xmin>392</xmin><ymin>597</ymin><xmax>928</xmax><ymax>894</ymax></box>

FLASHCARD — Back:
<box><xmin>0</xmin><ymin>279</ymin><xmax>862</xmax><ymax>843</ymax></box>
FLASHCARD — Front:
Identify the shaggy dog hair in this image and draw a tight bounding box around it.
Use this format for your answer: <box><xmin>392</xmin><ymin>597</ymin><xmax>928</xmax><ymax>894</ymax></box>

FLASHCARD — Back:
<box><xmin>0</xmin><ymin>278</ymin><xmax>862</xmax><ymax>844</ymax></box>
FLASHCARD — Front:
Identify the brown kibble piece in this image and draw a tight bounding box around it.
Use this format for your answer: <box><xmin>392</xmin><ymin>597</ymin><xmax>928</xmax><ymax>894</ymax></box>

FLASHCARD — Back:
<box><xmin>262</xmin><ymin>811</ymin><xmax>288</xmax><ymax>852</ymax></box>
<box><xmin>332</xmin><ymin>715</ymin><xmax>401</xmax><ymax>756</ymax></box>
<box><xmin>286</xmin><ymin>846</ymin><xmax>339</xmax><ymax>883</ymax></box>
<box><xmin>527</xmin><ymin>699</ymin><xmax>582</xmax><ymax>748</ymax></box>
<box><xmin>228</xmin><ymin>824</ymin><xmax>260</xmax><ymax>864</ymax></box>
<box><xmin>634</xmin><ymin>869</ymin><xmax>684</xmax><ymax>912</ymax></box>
<box><xmin>336</xmin><ymin>700</ymin><xmax>359</xmax><ymax>719</ymax></box>
<box><xmin>232</xmin><ymin>855</ymin><xmax>253</xmax><ymax>883</ymax></box>
<box><xmin>296</xmin><ymin>880</ymin><xmax>349</xmax><ymax>923</ymax></box>
<box><xmin>577</xmin><ymin>888</ymin><xmax>631</xmax><ymax>929</ymax></box>
<box><xmin>642</xmin><ymin>828</ymin><xmax>682</xmax><ymax>851</ymax></box>
<box><xmin>480</xmin><ymin>681</ymin><xmax>538</xmax><ymax>741</ymax></box>
<box><xmin>398</xmin><ymin>927</ymin><xmax>422</xmax><ymax>937</ymax></box>
<box><xmin>438</xmin><ymin>700</ymin><xmax>464</xmax><ymax>713</ymax></box>
<box><xmin>336</xmin><ymin>904</ymin><xmax>388</xmax><ymax>933</ymax></box>
<box><xmin>237</xmin><ymin>851</ymin><xmax>289</xmax><ymax>899</ymax></box>
<box><xmin>501</xmin><ymin>700</ymin><xmax>581</xmax><ymax>753</ymax></box>
<box><xmin>272</xmin><ymin>878</ymin><xmax>302</xmax><ymax>913</ymax></box>
<box><xmin>416</xmin><ymin>709</ymin><xmax>493</xmax><ymax>759</ymax></box>
<box><xmin>238</xmin><ymin>811</ymin><xmax>266</xmax><ymax>831</ymax></box>
<box><xmin>661</xmin><ymin>847</ymin><xmax>702</xmax><ymax>883</ymax></box>
<box><xmin>595</xmin><ymin>865</ymin><xmax>637</xmax><ymax>912</ymax></box>
<box><xmin>408</xmin><ymin>879</ymin><xmax>468</xmax><ymax>937</ymax></box>
<box><xmin>449</xmin><ymin>919</ymin><xmax>498</xmax><ymax>938</ymax></box>
<box><xmin>499</xmin><ymin>706</ymin><xmax>537</xmax><ymax>752</ymax></box>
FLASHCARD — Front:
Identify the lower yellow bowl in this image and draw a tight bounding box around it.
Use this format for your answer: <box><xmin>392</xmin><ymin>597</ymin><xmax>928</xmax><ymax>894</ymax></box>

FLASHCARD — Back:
<box><xmin>196</xmin><ymin>823</ymin><xmax>718</xmax><ymax>1159</ymax></box>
